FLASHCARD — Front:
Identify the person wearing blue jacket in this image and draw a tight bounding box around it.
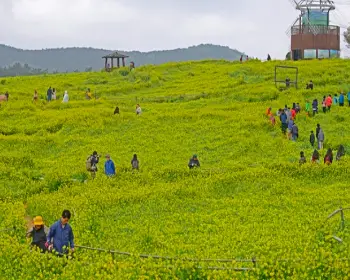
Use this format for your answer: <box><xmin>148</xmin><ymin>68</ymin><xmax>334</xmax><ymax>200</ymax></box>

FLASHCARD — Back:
<box><xmin>279</xmin><ymin>111</ymin><xmax>288</xmax><ymax>134</ymax></box>
<box><xmin>46</xmin><ymin>210</ymin><xmax>74</xmax><ymax>254</ymax></box>
<box><xmin>104</xmin><ymin>154</ymin><xmax>116</xmax><ymax>176</ymax></box>
<box><xmin>339</xmin><ymin>92</ymin><xmax>345</xmax><ymax>107</ymax></box>
<box><xmin>348</xmin><ymin>91</ymin><xmax>350</xmax><ymax>107</ymax></box>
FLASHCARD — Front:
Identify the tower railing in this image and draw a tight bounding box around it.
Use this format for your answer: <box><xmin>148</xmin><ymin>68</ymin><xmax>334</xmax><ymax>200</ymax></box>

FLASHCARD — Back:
<box><xmin>291</xmin><ymin>25</ymin><xmax>339</xmax><ymax>35</ymax></box>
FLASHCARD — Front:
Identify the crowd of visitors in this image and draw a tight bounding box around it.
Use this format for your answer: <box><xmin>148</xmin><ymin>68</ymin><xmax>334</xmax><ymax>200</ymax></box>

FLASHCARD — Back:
<box><xmin>265</xmin><ymin>85</ymin><xmax>348</xmax><ymax>165</ymax></box>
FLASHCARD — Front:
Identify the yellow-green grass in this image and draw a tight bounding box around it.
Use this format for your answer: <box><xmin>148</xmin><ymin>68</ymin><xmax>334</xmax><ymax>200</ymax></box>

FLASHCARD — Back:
<box><xmin>1</xmin><ymin>59</ymin><xmax>350</xmax><ymax>279</ymax></box>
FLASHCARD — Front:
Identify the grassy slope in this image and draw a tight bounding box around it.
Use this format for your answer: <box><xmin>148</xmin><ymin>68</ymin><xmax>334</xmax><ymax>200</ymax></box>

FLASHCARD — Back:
<box><xmin>1</xmin><ymin>59</ymin><xmax>350</xmax><ymax>278</ymax></box>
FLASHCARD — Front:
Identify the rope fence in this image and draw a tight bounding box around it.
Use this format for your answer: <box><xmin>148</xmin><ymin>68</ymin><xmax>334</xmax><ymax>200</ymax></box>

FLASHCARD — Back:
<box><xmin>1</xmin><ymin>206</ymin><xmax>350</xmax><ymax>272</ymax></box>
<box><xmin>0</xmin><ymin>227</ymin><xmax>16</xmax><ymax>233</ymax></box>
<box><xmin>75</xmin><ymin>245</ymin><xmax>256</xmax><ymax>264</ymax></box>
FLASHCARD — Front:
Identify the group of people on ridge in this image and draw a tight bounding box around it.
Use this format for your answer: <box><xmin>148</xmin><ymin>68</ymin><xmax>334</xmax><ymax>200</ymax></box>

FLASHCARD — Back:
<box><xmin>33</xmin><ymin>87</ymin><xmax>69</xmax><ymax>103</ymax></box>
<box><xmin>85</xmin><ymin>152</ymin><xmax>140</xmax><ymax>178</ymax></box>
<box><xmin>265</xmin><ymin>85</ymin><xmax>347</xmax><ymax>165</ymax></box>
<box><xmin>300</xmin><ymin>145</ymin><xmax>345</xmax><ymax>165</ymax></box>
<box><xmin>85</xmin><ymin>152</ymin><xmax>200</xmax><ymax>178</ymax></box>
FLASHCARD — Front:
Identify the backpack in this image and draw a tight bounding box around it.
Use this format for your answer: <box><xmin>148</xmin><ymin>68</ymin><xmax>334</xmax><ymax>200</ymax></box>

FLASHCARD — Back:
<box><xmin>132</xmin><ymin>159</ymin><xmax>139</xmax><ymax>169</ymax></box>
<box><xmin>86</xmin><ymin>156</ymin><xmax>93</xmax><ymax>171</ymax></box>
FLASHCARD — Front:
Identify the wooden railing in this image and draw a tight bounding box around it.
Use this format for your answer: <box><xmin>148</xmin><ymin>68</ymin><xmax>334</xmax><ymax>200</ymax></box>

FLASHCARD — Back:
<box><xmin>291</xmin><ymin>25</ymin><xmax>340</xmax><ymax>36</ymax></box>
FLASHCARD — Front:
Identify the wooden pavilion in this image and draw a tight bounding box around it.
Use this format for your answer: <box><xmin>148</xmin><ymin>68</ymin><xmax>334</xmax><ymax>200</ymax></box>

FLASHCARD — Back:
<box><xmin>102</xmin><ymin>52</ymin><xmax>129</xmax><ymax>70</ymax></box>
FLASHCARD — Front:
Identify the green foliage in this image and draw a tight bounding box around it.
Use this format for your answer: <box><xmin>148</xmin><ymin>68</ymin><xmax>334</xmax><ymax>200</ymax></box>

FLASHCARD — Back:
<box><xmin>1</xmin><ymin>59</ymin><xmax>350</xmax><ymax>278</ymax></box>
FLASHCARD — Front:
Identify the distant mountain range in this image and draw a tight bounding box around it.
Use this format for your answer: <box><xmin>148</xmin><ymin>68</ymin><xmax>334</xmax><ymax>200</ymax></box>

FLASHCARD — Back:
<box><xmin>0</xmin><ymin>44</ymin><xmax>244</xmax><ymax>74</ymax></box>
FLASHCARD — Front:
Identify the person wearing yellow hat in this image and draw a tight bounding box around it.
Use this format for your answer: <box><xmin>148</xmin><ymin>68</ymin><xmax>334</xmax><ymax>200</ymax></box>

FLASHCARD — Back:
<box><xmin>26</xmin><ymin>216</ymin><xmax>49</xmax><ymax>252</ymax></box>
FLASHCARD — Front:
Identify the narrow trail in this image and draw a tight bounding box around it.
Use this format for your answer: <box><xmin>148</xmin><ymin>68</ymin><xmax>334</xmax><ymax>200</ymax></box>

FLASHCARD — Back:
<box><xmin>24</xmin><ymin>203</ymin><xmax>33</xmax><ymax>231</ymax></box>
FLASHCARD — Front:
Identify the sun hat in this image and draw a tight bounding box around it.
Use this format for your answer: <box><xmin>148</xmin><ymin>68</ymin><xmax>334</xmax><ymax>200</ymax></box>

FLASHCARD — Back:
<box><xmin>33</xmin><ymin>216</ymin><xmax>44</xmax><ymax>226</ymax></box>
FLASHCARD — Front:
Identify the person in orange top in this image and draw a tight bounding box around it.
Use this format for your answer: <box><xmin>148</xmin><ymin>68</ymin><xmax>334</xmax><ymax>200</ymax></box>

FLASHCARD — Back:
<box><xmin>266</xmin><ymin>107</ymin><xmax>272</xmax><ymax>116</ymax></box>
<box><xmin>326</xmin><ymin>95</ymin><xmax>332</xmax><ymax>112</ymax></box>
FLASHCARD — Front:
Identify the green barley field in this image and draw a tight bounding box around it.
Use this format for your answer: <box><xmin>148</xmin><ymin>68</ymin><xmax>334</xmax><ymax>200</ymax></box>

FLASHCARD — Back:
<box><xmin>1</xmin><ymin>59</ymin><xmax>350</xmax><ymax>279</ymax></box>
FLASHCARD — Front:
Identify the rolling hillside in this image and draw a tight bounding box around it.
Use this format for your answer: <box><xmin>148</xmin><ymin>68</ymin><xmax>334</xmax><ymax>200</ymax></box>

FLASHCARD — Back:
<box><xmin>0</xmin><ymin>44</ymin><xmax>244</xmax><ymax>73</ymax></box>
<box><xmin>1</xmin><ymin>59</ymin><xmax>350</xmax><ymax>278</ymax></box>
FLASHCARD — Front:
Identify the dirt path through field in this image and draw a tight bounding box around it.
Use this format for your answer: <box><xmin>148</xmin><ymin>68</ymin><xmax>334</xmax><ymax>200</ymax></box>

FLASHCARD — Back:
<box><xmin>24</xmin><ymin>203</ymin><xmax>33</xmax><ymax>231</ymax></box>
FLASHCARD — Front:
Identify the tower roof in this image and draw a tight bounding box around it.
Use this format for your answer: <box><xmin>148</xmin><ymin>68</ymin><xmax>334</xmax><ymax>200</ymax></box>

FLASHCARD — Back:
<box><xmin>294</xmin><ymin>0</ymin><xmax>335</xmax><ymax>11</ymax></box>
<box><xmin>102</xmin><ymin>52</ymin><xmax>129</xmax><ymax>59</ymax></box>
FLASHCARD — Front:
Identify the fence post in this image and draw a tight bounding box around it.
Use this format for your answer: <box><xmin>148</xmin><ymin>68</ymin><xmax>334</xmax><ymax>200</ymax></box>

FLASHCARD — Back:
<box><xmin>340</xmin><ymin>207</ymin><xmax>345</xmax><ymax>230</ymax></box>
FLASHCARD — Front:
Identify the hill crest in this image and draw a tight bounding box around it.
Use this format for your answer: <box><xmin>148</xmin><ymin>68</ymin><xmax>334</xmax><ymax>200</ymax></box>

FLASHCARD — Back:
<box><xmin>0</xmin><ymin>44</ymin><xmax>244</xmax><ymax>74</ymax></box>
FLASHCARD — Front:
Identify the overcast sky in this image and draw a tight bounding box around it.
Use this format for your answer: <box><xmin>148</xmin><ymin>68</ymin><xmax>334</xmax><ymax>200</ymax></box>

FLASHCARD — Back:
<box><xmin>0</xmin><ymin>0</ymin><xmax>349</xmax><ymax>59</ymax></box>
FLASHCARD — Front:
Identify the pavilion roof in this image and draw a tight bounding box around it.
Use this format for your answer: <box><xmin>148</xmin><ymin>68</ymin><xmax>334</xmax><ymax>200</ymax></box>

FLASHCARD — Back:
<box><xmin>102</xmin><ymin>52</ymin><xmax>129</xmax><ymax>58</ymax></box>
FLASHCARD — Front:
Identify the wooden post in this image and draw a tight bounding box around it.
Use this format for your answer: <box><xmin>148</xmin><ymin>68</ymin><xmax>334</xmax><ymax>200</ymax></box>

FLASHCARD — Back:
<box><xmin>117</xmin><ymin>58</ymin><xmax>120</xmax><ymax>68</ymax></box>
<box><xmin>111</xmin><ymin>58</ymin><xmax>114</xmax><ymax>69</ymax></box>
<box><xmin>122</xmin><ymin>57</ymin><xmax>125</xmax><ymax>67</ymax></box>
<box><xmin>340</xmin><ymin>207</ymin><xmax>345</xmax><ymax>230</ymax></box>
<box><xmin>105</xmin><ymin>58</ymin><xmax>107</xmax><ymax>70</ymax></box>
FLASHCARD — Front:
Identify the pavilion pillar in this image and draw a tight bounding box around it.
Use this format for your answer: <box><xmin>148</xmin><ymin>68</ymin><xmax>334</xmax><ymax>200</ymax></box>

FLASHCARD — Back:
<box><xmin>122</xmin><ymin>58</ymin><xmax>125</xmax><ymax>67</ymax></box>
<box><xmin>117</xmin><ymin>58</ymin><xmax>120</xmax><ymax>68</ymax></box>
<box><xmin>105</xmin><ymin>58</ymin><xmax>108</xmax><ymax>70</ymax></box>
<box><xmin>111</xmin><ymin>58</ymin><xmax>114</xmax><ymax>69</ymax></box>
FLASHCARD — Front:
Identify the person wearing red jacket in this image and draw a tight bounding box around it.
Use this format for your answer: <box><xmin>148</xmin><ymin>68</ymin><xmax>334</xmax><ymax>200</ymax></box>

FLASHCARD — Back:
<box><xmin>326</xmin><ymin>95</ymin><xmax>332</xmax><ymax>112</ymax></box>
<box><xmin>291</xmin><ymin>108</ymin><xmax>296</xmax><ymax>120</ymax></box>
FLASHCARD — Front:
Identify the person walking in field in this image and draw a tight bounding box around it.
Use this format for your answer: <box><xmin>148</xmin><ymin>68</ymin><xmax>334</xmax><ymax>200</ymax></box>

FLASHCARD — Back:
<box><xmin>46</xmin><ymin>210</ymin><xmax>74</xmax><ymax>255</ymax></box>
<box><xmin>104</xmin><ymin>154</ymin><xmax>116</xmax><ymax>176</ymax></box>
<box><xmin>326</xmin><ymin>95</ymin><xmax>332</xmax><ymax>112</ymax></box>
<box><xmin>285</xmin><ymin>107</ymin><xmax>291</xmax><ymax>123</ymax></box>
<box><xmin>85</xmin><ymin>88</ymin><xmax>92</xmax><ymax>100</ymax></box>
<box><xmin>47</xmin><ymin>86</ymin><xmax>53</xmax><ymax>102</ymax></box>
<box><xmin>311</xmin><ymin>150</ymin><xmax>320</xmax><ymax>163</ymax></box>
<box><xmin>305</xmin><ymin>100</ymin><xmax>310</xmax><ymax>116</ymax></box>
<box><xmin>285</xmin><ymin>77</ymin><xmax>291</xmax><ymax>88</ymax></box>
<box><xmin>266</xmin><ymin>107</ymin><xmax>272</xmax><ymax>116</ymax></box>
<box><xmin>312</xmin><ymin>99</ymin><xmax>318</xmax><ymax>116</ymax></box>
<box><xmin>336</xmin><ymin>145</ymin><xmax>345</xmax><ymax>161</ymax></box>
<box><xmin>291</xmin><ymin>123</ymin><xmax>299</xmax><ymax>141</ymax></box>
<box><xmin>290</xmin><ymin>107</ymin><xmax>296</xmax><ymax>120</ymax></box>
<box><xmin>188</xmin><ymin>154</ymin><xmax>200</xmax><ymax>169</ymax></box>
<box><xmin>33</xmin><ymin>90</ymin><xmax>38</xmax><ymax>102</ymax></box>
<box><xmin>324</xmin><ymin>148</ymin><xmax>333</xmax><ymax>165</ymax></box>
<box><xmin>339</xmin><ymin>92</ymin><xmax>345</xmax><ymax>107</ymax></box>
<box><xmin>322</xmin><ymin>96</ymin><xmax>327</xmax><ymax>113</ymax></box>
<box><xmin>310</xmin><ymin>131</ymin><xmax>315</xmax><ymax>147</ymax></box>
<box><xmin>333</xmin><ymin>94</ymin><xmax>338</xmax><ymax>105</ymax></box>
<box><xmin>299</xmin><ymin>151</ymin><xmax>306</xmax><ymax>165</ymax></box>
<box><xmin>318</xmin><ymin>127</ymin><xmax>325</xmax><ymax>150</ymax></box>
<box><xmin>316</xmin><ymin>124</ymin><xmax>320</xmax><ymax>141</ymax></box>
<box><xmin>52</xmin><ymin>88</ymin><xmax>57</xmax><ymax>100</ymax></box>
<box><xmin>136</xmin><ymin>104</ymin><xmax>142</xmax><ymax>115</ymax></box>
<box><xmin>348</xmin><ymin>90</ymin><xmax>350</xmax><ymax>107</ymax></box>
<box><xmin>280</xmin><ymin>110</ymin><xmax>288</xmax><ymax>134</ymax></box>
<box><xmin>0</xmin><ymin>94</ymin><xmax>8</xmax><ymax>102</ymax></box>
<box><xmin>86</xmin><ymin>151</ymin><xmax>100</xmax><ymax>179</ymax></box>
<box><xmin>131</xmin><ymin>154</ymin><xmax>139</xmax><ymax>170</ymax></box>
<box><xmin>306</xmin><ymin>80</ymin><xmax>313</xmax><ymax>90</ymax></box>
<box><xmin>62</xmin><ymin>91</ymin><xmax>69</xmax><ymax>103</ymax></box>
<box><xmin>26</xmin><ymin>216</ymin><xmax>49</xmax><ymax>252</ymax></box>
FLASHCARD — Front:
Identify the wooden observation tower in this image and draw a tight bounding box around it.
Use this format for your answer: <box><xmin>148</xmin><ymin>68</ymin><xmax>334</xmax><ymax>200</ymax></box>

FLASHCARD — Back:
<box><xmin>287</xmin><ymin>0</ymin><xmax>340</xmax><ymax>60</ymax></box>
